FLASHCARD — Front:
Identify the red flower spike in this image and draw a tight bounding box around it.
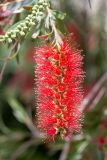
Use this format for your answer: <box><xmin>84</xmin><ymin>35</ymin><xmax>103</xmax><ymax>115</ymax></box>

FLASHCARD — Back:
<box><xmin>35</xmin><ymin>38</ymin><xmax>84</xmax><ymax>140</ymax></box>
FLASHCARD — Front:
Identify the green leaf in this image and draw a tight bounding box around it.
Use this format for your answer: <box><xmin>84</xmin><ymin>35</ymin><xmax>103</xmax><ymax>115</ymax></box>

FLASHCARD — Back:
<box><xmin>53</xmin><ymin>10</ymin><xmax>66</xmax><ymax>20</ymax></box>
<box><xmin>32</xmin><ymin>29</ymin><xmax>40</xmax><ymax>39</ymax></box>
<box><xmin>7</xmin><ymin>20</ymin><xmax>26</xmax><ymax>32</ymax></box>
<box><xmin>7</xmin><ymin>98</ymin><xmax>29</xmax><ymax>124</ymax></box>
<box><xmin>9</xmin><ymin>42</ymin><xmax>21</xmax><ymax>64</ymax></box>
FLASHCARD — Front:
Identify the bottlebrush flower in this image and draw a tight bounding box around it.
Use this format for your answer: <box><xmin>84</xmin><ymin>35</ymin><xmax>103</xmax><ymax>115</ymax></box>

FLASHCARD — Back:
<box><xmin>35</xmin><ymin>38</ymin><xmax>84</xmax><ymax>140</ymax></box>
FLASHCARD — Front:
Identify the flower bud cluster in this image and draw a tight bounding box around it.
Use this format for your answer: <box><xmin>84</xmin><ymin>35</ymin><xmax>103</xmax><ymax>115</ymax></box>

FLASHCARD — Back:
<box><xmin>0</xmin><ymin>0</ymin><xmax>49</xmax><ymax>43</ymax></box>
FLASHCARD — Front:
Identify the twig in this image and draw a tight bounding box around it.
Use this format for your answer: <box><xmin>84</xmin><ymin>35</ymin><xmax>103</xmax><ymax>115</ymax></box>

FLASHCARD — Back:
<box><xmin>46</xmin><ymin>7</ymin><xmax>63</xmax><ymax>49</ymax></box>
<box><xmin>59</xmin><ymin>136</ymin><xmax>72</xmax><ymax>160</ymax></box>
<box><xmin>88</xmin><ymin>0</ymin><xmax>92</xmax><ymax>8</ymax></box>
<box><xmin>0</xmin><ymin>42</ymin><xmax>17</xmax><ymax>83</ymax></box>
<box><xmin>89</xmin><ymin>87</ymin><xmax>105</xmax><ymax>109</ymax></box>
<box><xmin>80</xmin><ymin>72</ymin><xmax>107</xmax><ymax>112</ymax></box>
<box><xmin>59</xmin><ymin>72</ymin><xmax>107</xmax><ymax>160</ymax></box>
<box><xmin>25</xmin><ymin>115</ymin><xmax>45</xmax><ymax>139</ymax></box>
<box><xmin>11</xmin><ymin>139</ymin><xmax>37</xmax><ymax>160</ymax></box>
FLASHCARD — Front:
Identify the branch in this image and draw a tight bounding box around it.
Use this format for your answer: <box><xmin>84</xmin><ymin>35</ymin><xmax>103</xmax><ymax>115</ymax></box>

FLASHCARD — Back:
<box><xmin>0</xmin><ymin>42</ymin><xmax>17</xmax><ymax>83</ymax></box>
<box><xmin>89</xmin><ymin>87</ymin><xmax>105</xmax><ymax>110</ymax></box>
<box><xmin>25</xmin><ymin>114</ymin><xmax>45</xmax><ymax>139</ymax></box>
<box><xmin>11</xmin><ymin>139</ymin><xmax>37</xmax><ymax>160</ymax></box>
<box><xmin>80</xmin><ymin>72</ymin><xmax>107</xmax><ymax>112</ymax></box>
<box><xmin>88</xmin><ymin>0</ymin><xmax>92</xmax><ymax>8</ymax></box>
<box><xmin>59</xmin><ymin>136</ymin><xmax>72</xmax><ymax>160</ymax></box>
<box><xmin>46</xmin><ymin>7</ymin><xmax>63</xmax><ymax>49</ymax></box>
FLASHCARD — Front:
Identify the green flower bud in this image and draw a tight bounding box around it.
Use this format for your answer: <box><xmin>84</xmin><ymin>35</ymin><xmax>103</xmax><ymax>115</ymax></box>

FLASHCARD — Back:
<box><xmin>31</xmin><ymin>22</ymin><xmax>36</xmax><ymax>26</ymax></box>
<box><xmin>20</xmin><ymin>23</ymin><xmax>25</xmax><ymax>27</ymax></box>
<box><xmin>20</xmin><ymin>31</ymin><xmax>25</xmax><ymax>36</ymax></box>
<box><xmin>11</xmin><ymin>33</ymin><xmax>16</xmax><ymax>38</ymax></box>
<box><xmin>38</xmin><ymin>0</ymin><xmax>43</xmax><ymax>5</ymax></box>
<box><xmin>32</xmin><ymin>16</ymin><xmax>36</xmax><ymax>21</ymax></box>
<box><xmin>32</xmin><ymin>5</ymin><xmax>38</xmax><ymax>10</ymax></box>
<box><xmin>39</xmin><ymin>12</ymin><xmax>44</xmax><ymax>16</ymax></box>
<box><xmin>26</xmin><ymin>17</ymin><xmax>30</xmax><ymax>21</ymax></box>
<box><xmin>25</xmin><ymin>20</ymin><xmax>30</xmax><ymax>25</ymax></box>
<box><xmin>32</xmin><ymin>10</ymin><xmax>37</xmax><ymax>15</ymax></box>
<box><xmin>7</xmin><ymin>38</ymin><xmax>12</xmax><ymax>43</ymax></box>
<box><xmin>0</xmin><ymin>39</ymin><xmax>3</xmax><ymax>42</ymax></box>
<box><xmin>28</xmin><ymin>15</ymin><xmax>32</xmax><ymax>18</ymax></box>
<box><xmin>23</xmin><ymin>26</ymin><xmax>28</xmax><ymax>30</ymax></box>
<box><xmin>7</xmin><ymin>31</ymin><xmax>11</xmax><ymax>36</ymax></box>
<box><xmin>5</xmin><ymin>34</ymin><xmax>9</xmax><ymax>39</ymax></box>
<box><xmin>17</xmin><ymin>25</ymin><xmax>22</xmax><ymax>30</ymax></box>
<box><xmin>39</xmin><ymin>5</ymin><xmax>44</xmax><ymax>10</ymax></box>
<box><xmin>0</xmin><ymin>36</ymin><xmax>4</xmax><ymax>42</ymax></box>
<box><xmin>43</xmin><ymin>2</ymin><xmax>48</xmax><ymax>6</ymax></box>
<box><xmin>14</xmin><ymin>29</ymin><xmax>20</xmax><ymax>33</ymax></box>
<box><xmin>36</xmin><ymin>12</ymin><xmax>40</xmax><ymax>16</ymax></box>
